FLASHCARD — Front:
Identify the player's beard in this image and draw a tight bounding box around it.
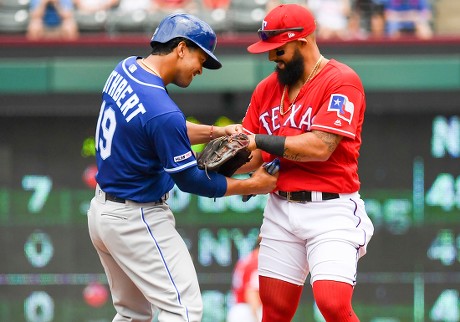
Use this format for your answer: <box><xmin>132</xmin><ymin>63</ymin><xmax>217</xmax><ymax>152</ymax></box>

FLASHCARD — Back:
<box><xmin>275</xmin><ymin>48</ymin><xmax>304</xmax><ymax>86</ymax></box>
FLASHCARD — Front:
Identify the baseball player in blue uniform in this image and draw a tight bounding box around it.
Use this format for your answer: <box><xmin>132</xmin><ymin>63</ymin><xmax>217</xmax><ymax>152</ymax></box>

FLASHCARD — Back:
<box><xmin>87</xmin><ymin>13</ymin><xmax>278</xmax><ymax>322</ymax></box>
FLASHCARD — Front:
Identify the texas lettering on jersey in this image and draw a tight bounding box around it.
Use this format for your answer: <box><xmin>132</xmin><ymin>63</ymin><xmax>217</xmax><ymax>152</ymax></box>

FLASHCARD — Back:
<box><xmin>258</xmin><ymin>104</ymin><xmax>313</xmax><ymax>135</ymax></box>
<box><xmin>254</xmin><ymin>93</ymin><xmax>357</xmax><ymax>139</ymax></box>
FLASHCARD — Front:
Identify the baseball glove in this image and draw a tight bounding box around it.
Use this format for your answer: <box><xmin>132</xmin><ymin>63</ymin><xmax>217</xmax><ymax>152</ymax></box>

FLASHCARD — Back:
<box><xmin>197</xmin><ymin>133</ymin><xmax>252</xmax><ymax>177</ymax></box>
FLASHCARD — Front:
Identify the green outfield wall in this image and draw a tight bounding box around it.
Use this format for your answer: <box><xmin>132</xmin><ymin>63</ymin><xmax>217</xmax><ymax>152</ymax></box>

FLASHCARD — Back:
<box><xmin>1</xmin><ymin>55</ymin><xmax>459</xmax><ymax>94</ymax></box>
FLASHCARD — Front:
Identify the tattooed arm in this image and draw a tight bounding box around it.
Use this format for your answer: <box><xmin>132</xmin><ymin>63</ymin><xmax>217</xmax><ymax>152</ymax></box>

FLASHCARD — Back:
<box><xmin>247</xmin><ymin>130</ymin><xmax>342</xmax><ymax>162</ymax></box>
<box><xmin>282</xmin><ymin>130</ymin><xmax>342</xmax><ymax>162</ymax></box>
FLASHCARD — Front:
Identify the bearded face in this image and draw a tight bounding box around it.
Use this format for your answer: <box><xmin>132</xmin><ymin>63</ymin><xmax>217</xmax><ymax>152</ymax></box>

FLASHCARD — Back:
<box><xmin>275</xmin><ymin>48</ymin><xmax>305</xmax><ymax>86</ymax></box>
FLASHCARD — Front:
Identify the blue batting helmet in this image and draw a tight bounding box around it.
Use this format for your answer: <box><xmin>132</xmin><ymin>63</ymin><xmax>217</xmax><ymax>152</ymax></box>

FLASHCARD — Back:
<box><xmin>151</xmin><ymin>13</ymin><xmax>222</xmax><ymax>70</ymax></box>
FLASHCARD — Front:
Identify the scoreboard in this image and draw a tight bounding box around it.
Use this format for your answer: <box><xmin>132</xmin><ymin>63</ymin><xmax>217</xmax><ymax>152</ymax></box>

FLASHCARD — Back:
<box><xmin>1</xmin><ymin>112</ymin><xmax>460</xmax><ymax>322</ymax></box>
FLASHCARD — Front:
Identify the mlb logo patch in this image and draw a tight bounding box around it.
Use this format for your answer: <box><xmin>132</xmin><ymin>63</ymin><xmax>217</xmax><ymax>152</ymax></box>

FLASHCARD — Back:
<box><xmin>327</xmin><ymin>94</ymin><xmax>354</xmax><ymax>124</ymax></box>
<box><xmin>128</xmin><ymin>64</ymin><xmax>137</xmax><ymax>73</ymax></box>
<box><xmin>174</xmin><ymin>151</ymin><xmax>192</xmax><ymax>163</ymax></box>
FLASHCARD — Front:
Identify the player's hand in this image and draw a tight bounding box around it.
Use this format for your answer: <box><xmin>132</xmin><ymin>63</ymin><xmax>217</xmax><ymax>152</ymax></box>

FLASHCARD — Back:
<box><xmin>222</xmin><ymin>124</ymin><xmax>244</xmax><ymax>136</ymax></box>
<box><xmin>246</xmin><ymin>164</ymin><xmax>278</xmax><ymax>195</ymax></box>
<box><xmin>247</xmin><ymin>134</ymin><xmax>257</xmax><ymax>151</ymax></box>
<box><xmin>243</xmin><ymin>158</ymin><xmax>280</xmax><ymax>201</ymax></box>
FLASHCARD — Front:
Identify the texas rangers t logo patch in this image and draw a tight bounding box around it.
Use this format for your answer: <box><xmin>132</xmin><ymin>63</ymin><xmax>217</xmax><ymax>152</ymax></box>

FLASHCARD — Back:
<box><xmin>327</xmin><ymin>94</ymin><xmax>354</xmax><ymax>124</ymax></box>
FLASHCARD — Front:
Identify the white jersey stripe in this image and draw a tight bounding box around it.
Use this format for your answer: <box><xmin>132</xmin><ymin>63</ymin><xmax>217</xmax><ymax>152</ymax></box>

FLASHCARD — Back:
<box><xmin>164</xmin><ymin>160</ymin><xmax>197</xmax><ymax>173</ymax></box>
<box><xmin>311</xmin><ymin>124</ymin><xmax>356</xmax><ymax>138</ymax></box>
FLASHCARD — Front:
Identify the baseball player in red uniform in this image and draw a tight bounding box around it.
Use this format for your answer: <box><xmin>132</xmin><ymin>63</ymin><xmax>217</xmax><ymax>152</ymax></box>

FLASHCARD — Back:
<box><xmin>239</xmin><ymin>4</ymin><xmax>375</xmax><ymax>321</ymax></box>
<box><xmin>227</xmin><ymin>240</ymin><xmax>261</xmax><ymax>322</ymax></box>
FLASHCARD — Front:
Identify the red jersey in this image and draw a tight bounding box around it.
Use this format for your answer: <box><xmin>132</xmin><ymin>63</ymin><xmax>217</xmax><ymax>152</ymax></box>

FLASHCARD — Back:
<box><xmin>231</xmin><ymin>249</ymin><xmax>259</xmax><ymax>304</ymax></box>
<box><xmin>242</xmin><ymin>59</ymin><xmax>365</xmax><ymax>193</ymax></box>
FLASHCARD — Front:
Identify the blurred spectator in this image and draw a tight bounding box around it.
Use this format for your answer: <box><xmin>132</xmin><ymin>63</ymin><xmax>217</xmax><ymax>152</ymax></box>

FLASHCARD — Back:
<box><xmin>105</xmin><ymin>0</ymin><xmax>156</xmax><ymax>34</ymax></box>
<box><xmin>106</xmin><ymin>0</ymin><xmax>197</xmax><ymax>35</ymax></box>
<box><xmin>347</xmin><ymin>0</ymin><xmax>368</xmax><ymax>39</ymax></box>
<box><xmin>196</xmin><ymin>0</ymin><xmax>231</xmax><ymax>32</ymax></box>
<box><xmin>73</xmin><ymin>0</ymin><xmax>119</xmax><ymax>32</ymax></box>
<box><xmin>307</xmin><ymin>0</ymin><xmax>352</xmax><ymax>39</ymax></box>
<box><xmin>369</xmin><ymin>0</ymin><xmax>386</xmax><ymax>37</ymax></box>
<box><xmin>26</xmin><ymin>0</ymin><xmax>79</xmax><ymax>40</ymax></box>
<box><xmin>74</xmin><ymin>0</ymin><xmax>118</xmax><ymax>13</ymax></box>
<box><xmin>348</xmin><ymin>0</ymin><xmax>386</xmax><ymax>39</ymax></box>
<box><xmin>109</xmin><ymin>0</ymin><xmax>197</xmax><ymax>19</ymax></box>
<box><xmin>116</xmin><ymin>0</ymin><xmax>155</xmax><ymax>13</ymax></box>
<box><xmin>383</xmin><ymin>0</ymin><xmax>433</xmax><ymax>39</ymax></box>
<box><xmin>266</xmin><ymin>0</ymin><xmax>307</xmax><ymax>12</ymax></box>
<box><xmin>227</xmin><ymin>239</ymin><xmax>261</xmax><ymax>322</ymax></box>
<box><xmin>153</xmin><ymin>0</ymin><xmax>197</xmax><ymax>14</ymax></box>
<box><xmin>201</xmin><ymin>0</ymin><xmax>230</xmax><ymax>10</ymax></box>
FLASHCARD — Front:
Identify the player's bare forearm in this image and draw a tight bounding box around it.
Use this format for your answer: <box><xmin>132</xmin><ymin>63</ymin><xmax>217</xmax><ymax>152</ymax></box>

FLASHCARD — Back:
<box><xmin>224</xmin><ymin>165</ymin><xmax>278</xmax><ymax>196</ymax></box>
<box><xmin>248</xmin><ymin>131</ymin><xmax>342</xmax><ymax>162</ymax></box>
<box><xmin>186</xmin><ymin>121</ymin><xmax>243</xmax><ymax>145</ymax></box>
<box><xmin>283</xmin><ymin>130</ymin><xmax>342</xmax><ymax>162</ymax></box>
<box><xmin>235</xmin><ymin>150</ymin><xmax>263</xmax><ymax>174</ymax></box>
<box><xmin>186</xmin><ymin>121</ymin><xmax>213</xmax><ymax>144</ymax></box>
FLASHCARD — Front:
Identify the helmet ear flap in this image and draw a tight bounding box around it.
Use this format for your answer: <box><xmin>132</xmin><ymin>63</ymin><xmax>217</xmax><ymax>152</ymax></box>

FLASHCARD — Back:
<box><xmin>150</xmin><ymin>13</ymin><xmax>222</xmax><ymax>70</ymax></box>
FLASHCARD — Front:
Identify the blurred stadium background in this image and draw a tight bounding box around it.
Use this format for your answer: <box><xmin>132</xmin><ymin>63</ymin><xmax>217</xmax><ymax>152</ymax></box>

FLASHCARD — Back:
<box><xmin>1</xmin><ymin>0</ymin><xmax>460</xmax><ymax>321</ymax></box>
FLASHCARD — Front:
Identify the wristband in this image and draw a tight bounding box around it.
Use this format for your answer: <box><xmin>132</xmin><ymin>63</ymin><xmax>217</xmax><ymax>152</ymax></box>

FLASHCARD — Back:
<box><xmin>210</xmin><ymin>125</ymin><xmax>214</xmax><ymax>140</ymax></box>
<box><xmin>254</xmin><ymin>134</ymin><xmax>286</xmax><ymax>157</ymax></box>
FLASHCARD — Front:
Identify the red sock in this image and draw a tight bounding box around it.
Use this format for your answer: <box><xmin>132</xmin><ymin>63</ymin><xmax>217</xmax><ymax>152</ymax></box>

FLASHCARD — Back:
<box><xmin>259</xmin><ymin>276</ymin><xmax>303</xmax><ymax>322</ymax></box>
<box><xmin>312</xmin><ymin>280</ymin><xmax>359</xmax><ymax>322</ymax></box>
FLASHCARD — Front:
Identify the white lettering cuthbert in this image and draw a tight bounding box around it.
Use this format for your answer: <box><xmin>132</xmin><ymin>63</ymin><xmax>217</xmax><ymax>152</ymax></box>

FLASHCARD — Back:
<box><xmin>103</xmin><ymin>70</ymin><xmax>146</xmax><ymax>123</ymax></box>
<box><xmin>259</xmin><ymin>104</ymin><xmax>312</xmax><ymax>134</ymax></box>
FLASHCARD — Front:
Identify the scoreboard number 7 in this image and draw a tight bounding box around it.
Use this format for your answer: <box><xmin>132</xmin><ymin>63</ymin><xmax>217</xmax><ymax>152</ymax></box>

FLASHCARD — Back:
<box><xmin>21</xmin><ymin>175</ymin><xmax>52</xmax><ymax>213</ymax></box>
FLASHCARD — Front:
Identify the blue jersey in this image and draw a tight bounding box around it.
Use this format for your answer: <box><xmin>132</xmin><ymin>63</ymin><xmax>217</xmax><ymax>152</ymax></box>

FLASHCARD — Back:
<box><xmin>95</xmin><ymin>56</ymin><xmax>197</xmax><ymax>203</ymax></box>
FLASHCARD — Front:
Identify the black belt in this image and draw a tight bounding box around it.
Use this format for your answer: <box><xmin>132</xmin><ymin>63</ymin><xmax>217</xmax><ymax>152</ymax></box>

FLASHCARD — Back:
<box><xmin>105</xmin><ymin>193</ymin><xmax>126</xmax><ymax>203</ymax></box>
<box><xmin>277</xmin><ymin>191</ymin><xmax>340</xmax><ymax>202</ymax></box>
<box><xmin>105</xmin><ymin>192</ymin><xmax>168</xmax><ymax>204</ymax></box>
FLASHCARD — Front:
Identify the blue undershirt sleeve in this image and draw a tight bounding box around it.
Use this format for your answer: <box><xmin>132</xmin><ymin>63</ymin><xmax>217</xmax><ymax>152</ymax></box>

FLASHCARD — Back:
<box><xmin>170</xmin><ymin>166</ymin><xmax>227</xmax><ymax>198</ymax></box>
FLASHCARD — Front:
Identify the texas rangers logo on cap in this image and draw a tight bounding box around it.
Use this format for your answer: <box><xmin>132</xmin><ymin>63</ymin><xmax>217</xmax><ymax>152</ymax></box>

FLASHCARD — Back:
<box><xmin>327</xmin><ymin>94</ymin><xmax>354</xmax><ymax>124</ymax></box>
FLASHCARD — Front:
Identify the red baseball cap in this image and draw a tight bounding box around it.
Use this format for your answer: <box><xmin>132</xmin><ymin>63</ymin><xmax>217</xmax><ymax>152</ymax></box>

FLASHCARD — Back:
<box><xmin>247</xmin><ymin>4</ymin><xmax>316</xmax><ymax>54</ymax></box>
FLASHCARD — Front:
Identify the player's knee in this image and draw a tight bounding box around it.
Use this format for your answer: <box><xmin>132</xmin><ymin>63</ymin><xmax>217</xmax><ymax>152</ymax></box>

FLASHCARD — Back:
<box><xmin>315</xmin><ymin>295</ymin><xmax>348</xmax><ymax>315</ymax></box>
<box><xmin>313</xmin><ymin>280</ymin><xmax>355</xmax><ymax>320</ymax></box>
<box><xmin>259</xmin><ymin>276</ymin><xmax>302</xmax><ymax>321</ymax></box>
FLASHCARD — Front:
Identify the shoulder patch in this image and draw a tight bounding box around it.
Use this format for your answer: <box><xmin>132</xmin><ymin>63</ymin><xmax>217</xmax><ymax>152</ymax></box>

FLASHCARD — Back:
<box><xmin>327</xmin><ymin>94</ymin><xmax>354</xmax><ymax>124</ymax></box>
<box><xmin>174</xmin><ymin>151</ymin><xmax>193</xmax><ymax>163</ymax></box>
